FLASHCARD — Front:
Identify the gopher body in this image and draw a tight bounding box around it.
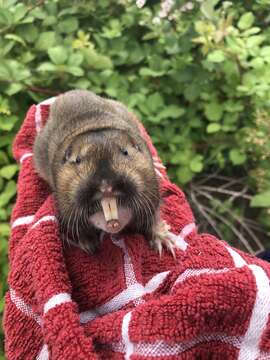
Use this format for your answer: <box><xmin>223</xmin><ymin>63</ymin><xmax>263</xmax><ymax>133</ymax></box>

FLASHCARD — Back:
<box><xmin>34</xmin><ymin>90</ymin><xmax>168</xmax><ymax>253</ymax></box>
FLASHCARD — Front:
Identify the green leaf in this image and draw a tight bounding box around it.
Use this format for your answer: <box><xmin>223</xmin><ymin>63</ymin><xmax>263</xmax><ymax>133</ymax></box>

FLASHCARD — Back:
<box><xmin>20</xmin><ymin>15</ymin><xmax>35</xmax><ymax>24</ymax></box>
<box><xmin>242</xmin><ymin>27</ymin><xmax>261</xmax><ymax>37</ymax></box>
<box><xmin>200</xmin><ymin>0</ymin><xmax>219</xmax><ymax>20</ymax></box>
<box><xmin>72</xmin><ymin>78</ymin><xmax>91</xmax><ymax>90</ymax></box>
<box><xmin>0</xmin><ymin>8</ymin><xmax>13</xmax><ymax>25</ymax></box>
<box><xmin>142</xmin><ymin>32</ymin><xmax>159</xmax><ymax>41</ymax></box>
<box><xmin>31</xmin><ymin>7</ymin><xmax>45</xmax><ymax>20</ymax></box>
<box><xmin>229</xmin><ymin>149</ymin><xmax>247</xmax><ymax>165</ymax></box>
<box><xmin>7</xmin><ymin>61</ymin><xmax>30</xmax><ymax>81</ymax></box>
<box><xmin>82</xmin><ymin>48</ymin><xmax>113</xmax><ymax>70</ymax></box>
<box><xmin>207</xmin><ymin>50</ymin><xmax>225</xmax><ymax>63</ymax></box>
<box><xmin>176</xmin><ymin>166</ymin><xmax>193</xmax><ymax>184</ymax></box>
<box><xmin>5</xmin><ymin>83</ymin><xmax>23</xmax><ymax>96</ymax></box>
<box><xmin>204</xmin><ymin>102</ymin><xmax>223</xmax><ymax>121</ymax></box>
<box><xmin>0</xmin><ymin>164</ymin><xmax>18</xmax><ymax>179</ymax></box>
<box><xmin>102</xmin><ymin>19</ymin><xmax>122</xmax><ymax>39</ymax></box>
<box><xmin>251</xmin><ymin>191</ymin><xmax>270</xmax><ymax>208</ymax></box>
<box><xmin>20</xmin><ymin>24</ymin><xmax>38</xmax><ymax>43</ymax></box>
<box><xmin>105</xmin><ymin>88</ymin><xmax>117</xmax><ymax>97</ymax></box>
<box><xmin>42</xmin><ymin>15</ymin><xmax>57</xmax><ymax>26</ymax></box>
<box><xmin>0</xmin><ymin>115</ymin><xmax>18</xmax><ymax>131</ymax></box>
<box><xmin>190</xmin><ymin>117</ymin><xmax>202</xmax><ymax>128</ymax></box>
<box><xmin>170</xmin><ymin>151</ymin><xmax>191</xmax><ymax>165</ymax></box>
<box><xmin>226</xmin><ymin>36</ymin><xmax>244</xmax><ymax>53</ymax></box>
<box><xmin>224</xmin><ymin>101</ymin><xmax>244</xmax><ymax>113</ymax></box>
<box><xmin>58</xmin><ymin>17</ymin><xmax>78</xmax><ymax>33</ymax></box>
<box><xmin>5</xmin><ymin>34</ymin><xmax>26</xmax><ymax>46</ymax></box>
<box><xmin>0</xmin><ymin>223</ymin><xmax>10</xmax><ymax>237</ymax></box>
<box><xmin>65</xmin><ymin>66</ymin><xmax>84</xmax><ymax>76</ymax></box>
<box><xmin>157</xmin><ymin>105</ymin><xmax>185</xmax><ymax>120</ymax></box>
<box><xmin>139</xmin><ymin>67</ymin><xmax>165</xmax><ymax>77</ymax></box>
<box><xmin>1</xmin><ymin>0</ymin><xmax>17</xmax><ymax>8</ymax></box>
<box><xmin>190</xmin><ymin>155</ymin><xmax>204</xmax><ymax>173</ymax></box>
<box><xmin>3</xmin><ymin>41</ymin><xmax>15</xmax><ymax>56</ymax></box>
<box><xmin>12</xmin><ymin>3</ymin><xmax>27</xmax><ymax>22</ymax></box>
<box><xmin>250</xmin><ymin>58</ymin><xmax>264</xmax><ymax>69</ymax></box>
<box><xmin>246</xmin><ymin>35</ymin><xmax>265</xmax><ymax>48</ymax></box>
<box><xmin>58</xmin><ymin>8</ymin><xmax>79</xmax><ymax>17</ymax></box>
<box><xmin>67</xmin><ymin>53</ymin><xmax>83</xmax><ymax>67</ymax></box>
<box><xmin>207</xmin><ymin>123</ymin><xmax>221</xmax><ymax>133</ymax></box>
<box><xmin>0</xmin><ymin>135</ymin><xmax>13</xmax><ymax>148</ymax></box>
<box><xmin>0</xmin><ymin>180</ymin><xmax>16</xmax><ymax>207</ymax></box>
<box><xmin>20</xmin><ymin>51</ymin><xmax>35</xmax><ymax>64</ymax></box>
<box><xmin>237</xmin><ymin>12</ymin><xmax>255</xmax><ymax>30</ymax></box>
<box><xmin>36</xmin><ymin>32</ymin><xmax>56</xmax><ymax>51</ymax></box>
<box><xmin>93</xmin><ymin>54</ymin><xmax>113</xmax><ymax>70</ymax></box>
<box><xmin>0</xmin><ymin>208</ymin><xmax>7</xmax><ymax>220</ymax></box>
<box><xmin>146</xmin><ymin>93</ymin><xmax>164</xmax><ymax>113</ymax></box>
<box><xmin>184</xmin><ymin>83</ymin><xmax>201</xmax><ymax>102</ymax></box>
<box><xmin>261</xmin><ymin>46</ymin><xmax>270</xmax><ymax>57</ymax></box>
<box><xmin>37</xmin><ymin>62</ymin><xmax>57</xmax><ymax>72</ymax></box>
<box><xmin>0</xmin><ymin>63</ymin><xmax>10</xmax><ymax>79</ymax></box>
<box><xmin>48</xmin><ymin>46</ymin><xmax>68</xmax><ymax>65</ymax></box>
<box><xmin>194</xmin><ymin>20</ymin><xmax>207</xmax><ymax>34</ymax></box>
<box><xmin>0</xmin><ymin>151</ymin><xmax>9</xmax><ymax>165</ymax></box>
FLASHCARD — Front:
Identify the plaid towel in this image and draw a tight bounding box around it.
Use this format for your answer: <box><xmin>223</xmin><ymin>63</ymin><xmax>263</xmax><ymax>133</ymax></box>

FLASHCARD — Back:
<box><xmin>3</xmin><ymin>96</ymin><xmax>270</xmax><ymax>360</ymax></box>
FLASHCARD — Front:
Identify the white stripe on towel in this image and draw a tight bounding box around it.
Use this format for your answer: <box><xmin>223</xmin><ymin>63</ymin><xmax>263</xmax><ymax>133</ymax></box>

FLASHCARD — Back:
<box><xmin>44</xmin><ymin>293</ymin><xmax>72</xmax><ymax>314</ymax></box>
<box><xmin>20</xmin><ymin>152</ymin><xmax>33</xmax><ymax>163</ymax></box>
<box><xmin>32</xmin><ymin>215</ymin><xmax>57</xmax><ymax>229</ymax></box>
<box><xmin>12</xmin><ymin>215</ymin><xmax>35</xmax><ymax>228</ymax></box>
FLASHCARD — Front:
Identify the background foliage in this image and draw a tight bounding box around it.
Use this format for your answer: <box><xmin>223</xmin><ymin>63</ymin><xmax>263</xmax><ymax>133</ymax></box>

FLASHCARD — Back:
<box><xmin>1</xmin><ymin>0</ymin><xmax>270</xmax><ymax>357</ymax></box>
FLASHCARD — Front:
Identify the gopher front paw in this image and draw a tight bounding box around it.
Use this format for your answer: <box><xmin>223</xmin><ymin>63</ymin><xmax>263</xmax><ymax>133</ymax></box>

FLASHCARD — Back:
<box><xmin>150</xmin><ymin>220</ymin><xmax>176</xmax><ymax>257</ymax></box>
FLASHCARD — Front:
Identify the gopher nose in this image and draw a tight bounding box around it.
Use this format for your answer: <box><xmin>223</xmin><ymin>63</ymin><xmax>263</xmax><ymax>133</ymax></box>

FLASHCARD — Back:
<box><xmin>100</xmin><ymin>180</ymin><xmax>113</xmax><ymax>196</ymax></box>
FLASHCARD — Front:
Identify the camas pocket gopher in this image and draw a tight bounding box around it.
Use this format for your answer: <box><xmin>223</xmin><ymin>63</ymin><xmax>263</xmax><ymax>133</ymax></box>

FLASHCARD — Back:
<box><xmin>34</xmin><ymin>90</ymin><xmax>174</xmax><ymax>254</ymax></box>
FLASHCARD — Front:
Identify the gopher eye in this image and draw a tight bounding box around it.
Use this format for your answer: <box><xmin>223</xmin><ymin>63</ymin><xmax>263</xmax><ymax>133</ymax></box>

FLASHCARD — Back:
<box><xmin>75</xmin><ymin>155</ymin><xmax>81</xmax><ymax>164</ymax></box>
<box><xmin>120</xmin><ymin>148</ymin><xmax>129</xmax><ymax>156</ymax></box>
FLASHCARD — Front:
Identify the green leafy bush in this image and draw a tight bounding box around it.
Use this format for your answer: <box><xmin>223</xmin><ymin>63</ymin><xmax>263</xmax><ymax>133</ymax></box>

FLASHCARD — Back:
<box><xmin>1</xmin><ymin>0</ymin><xmax>270</xmax><ymax>357</ymax></box>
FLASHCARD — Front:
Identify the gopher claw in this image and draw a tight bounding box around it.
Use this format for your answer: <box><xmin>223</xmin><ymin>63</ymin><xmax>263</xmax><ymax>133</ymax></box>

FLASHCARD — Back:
<box><xmin>150</xmin><ymin>220</ymin><xmax>177</xmax><ymax>258</ymax></box>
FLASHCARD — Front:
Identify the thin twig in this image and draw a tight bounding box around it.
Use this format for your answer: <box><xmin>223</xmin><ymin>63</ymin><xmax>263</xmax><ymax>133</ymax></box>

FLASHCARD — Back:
<box><xmin>188</xmin><ymin>174</ymin><xmax>267</xmax><ymax>253</ymax></box>
<box><xmin>196</xmin><ymin>174</ymin><xmax>247</xmax><ymax>186</ymax></box>
<box><xmin>26</xmin><ymin>85</ymin><xmax>60</xmax><ymax>95</ymax></box>
<box><xmin>194</xmin><ymin>188</ymin><xmax>256</xmax><ymax>253</ymax></box>
<box><xmin>199</xmin><ymin>187</ymin><xmax>264</xmax><ymax>250</ymax></box>
<box><xmin>24</xmin><ymin>0</ymin><xmax>46</xmax><ymax>17</ymax></box>
<box><xmin>195</xmin><ymin>171</ymin><xmax>221</xmax><ymax>185</ymax></box>
<box><xmin>189</xmin><ymin>189</ymin><xmax>224</xmax><ymax>239</ymax></box>
<box><xmin>0</xmin><ymin>0</ymin><xmax>46</xmax><ymax>34</ymax></box>
<box><xmin>196</xmin><ymin>185</ymin><xmax>252</xmax><ymax>200</ymax></box>
<box><xmin>203</xmin><ymin>204</ymin><xmax>255</xmax><ymax>254</ymax></box>
<box><xmin>220</xmin><ymin>177</ymin><xmax>247</xmax><ymax>190</ymax></box>
<box><xmin>244</xmin><ymin>219</ymin><xmax>269</xmax><ymax>234</ymax></box>
<box><xmin>0</xmin><ymin>79</ymin><xmax>61</xmax><ymax>96</ymax></box>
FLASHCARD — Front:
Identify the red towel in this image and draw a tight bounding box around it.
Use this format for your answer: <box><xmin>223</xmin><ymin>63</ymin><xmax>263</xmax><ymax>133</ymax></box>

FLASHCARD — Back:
<box><xmin>4</xmin><ymin>97</ymin><xmax>270</xmax><ymax>360</ymax></box>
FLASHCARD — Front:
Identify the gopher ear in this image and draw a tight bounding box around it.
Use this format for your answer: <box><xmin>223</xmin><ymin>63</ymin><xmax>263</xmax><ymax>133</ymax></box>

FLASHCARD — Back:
<box><xmin>128</xmin><ymin>135</ymin><xmax>142</xmax><ymax>152</ymax></box>
<box><xmin>62</xmin><ymin>145</ymin><xmax>72</xmax><ymax>164</ymax></box>
<box><xmin>133</xmin><ymin>143</ymin><xmax>141</xmax><ymax>152</ymax></box>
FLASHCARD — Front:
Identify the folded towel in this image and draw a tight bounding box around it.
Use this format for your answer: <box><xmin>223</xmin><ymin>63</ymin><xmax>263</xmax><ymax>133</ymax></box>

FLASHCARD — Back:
<box><xmin>4</xmin><ymin>96</ymin><xmax>270</xmax><ymax>360</ymax></box>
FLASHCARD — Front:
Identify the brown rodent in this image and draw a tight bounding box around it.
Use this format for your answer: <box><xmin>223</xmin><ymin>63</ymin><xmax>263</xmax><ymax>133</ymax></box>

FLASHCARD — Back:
<box><xmin>34</xmin><ymin>90</ymin><xmax>173</xmax><ymax>254</ymax></box>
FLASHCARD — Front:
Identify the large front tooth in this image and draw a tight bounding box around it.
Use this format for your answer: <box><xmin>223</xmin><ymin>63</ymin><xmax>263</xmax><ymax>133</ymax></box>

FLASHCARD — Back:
<box><xmin>101</xmin><ymin>197</ymin><xmax>118</xmax><ymax>221</ymax></box>
<box><xmin>109</xmin><ymin>196</ymin><xmax>118</xmax><ymax>220</ymax></box>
